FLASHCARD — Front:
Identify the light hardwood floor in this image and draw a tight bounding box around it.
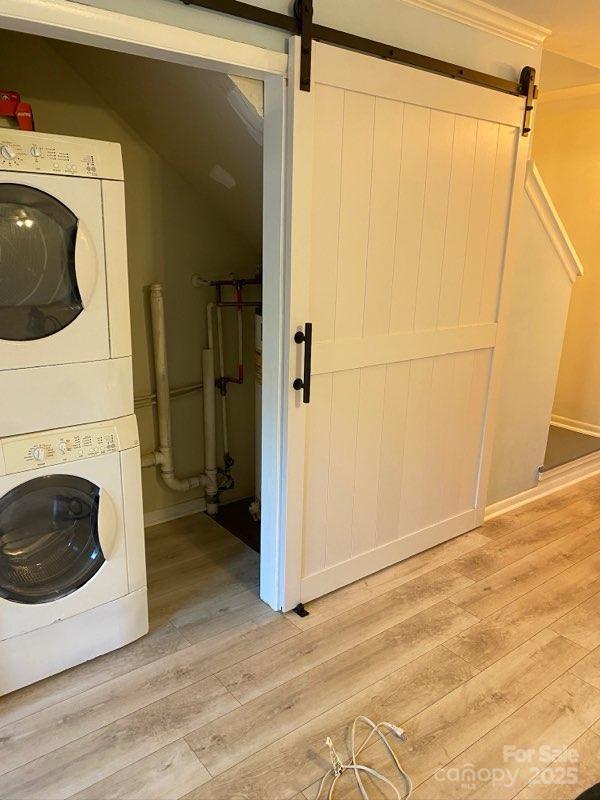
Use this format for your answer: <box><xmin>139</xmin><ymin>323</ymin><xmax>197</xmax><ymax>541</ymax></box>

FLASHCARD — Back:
<box><xmin>2</xmin><ymin>477</ymin><xmax>600</xmax><ymax>799</ymax></box>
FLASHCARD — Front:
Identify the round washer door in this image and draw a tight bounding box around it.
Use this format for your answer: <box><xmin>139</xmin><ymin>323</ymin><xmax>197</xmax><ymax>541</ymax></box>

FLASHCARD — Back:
<box><xmin>0</xmin><ymin>184</ymin><xmax>82</xmax><ymax>341</ymax></box>
<box><xmin>0</xmin><ymin>475</ymin><xmax>104</xmax><ymax>604</ymax></box>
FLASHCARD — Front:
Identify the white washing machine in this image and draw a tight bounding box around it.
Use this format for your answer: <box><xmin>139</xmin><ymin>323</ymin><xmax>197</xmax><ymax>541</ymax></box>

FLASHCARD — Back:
<box><xmin>0</xmin><ymin>129</ymin><xmax>133</xmax><ymax>436</ymax></box>
<box><xmin>0</xmin><ymin>415</ymin><xmax>147</xmax><ymax>696</ymax></box>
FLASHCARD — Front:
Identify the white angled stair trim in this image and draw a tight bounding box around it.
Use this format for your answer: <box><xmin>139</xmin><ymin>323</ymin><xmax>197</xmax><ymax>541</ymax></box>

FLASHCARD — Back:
<box><xmin>398</xmin><ymin>0</ymin><xmax>549</xmax><ymax>47</ymax></box>
<box><xmin>525</xmin><ymin>161</ymin><xmax>584</xmax><ymax>284</ymax></box>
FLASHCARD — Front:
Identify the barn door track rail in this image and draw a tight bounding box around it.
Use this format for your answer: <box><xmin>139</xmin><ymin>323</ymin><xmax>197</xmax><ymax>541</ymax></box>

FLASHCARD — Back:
<box><xmin>181</xmin><ymin>0</ymin><xmax>538</xmax><ymax>134</ymax></box>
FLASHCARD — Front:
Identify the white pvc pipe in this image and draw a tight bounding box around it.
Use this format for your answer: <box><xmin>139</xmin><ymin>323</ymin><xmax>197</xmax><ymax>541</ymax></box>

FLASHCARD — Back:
<box><xmin>202</xmin><ymin>348</ymin><xmax>219</xmax><ymax>515</ymax></box>
<box><xmin>135</xmin><ymin>381</ymin><xmax>203</xmax><ymax>410</ymax></box>
<box><xmin>140</xmin><ymin>451</ymin><xmax>158</xmax><ymax>469</ymax></box>
<box><xmin>206</xmin><ymin>302</ymin><xmax>215</xmax><ymax>350</ymax></box>
<box><xmin>149</xmin><ymin>283</ymin><xmax>205</xmax><ymax>494</ymax></box>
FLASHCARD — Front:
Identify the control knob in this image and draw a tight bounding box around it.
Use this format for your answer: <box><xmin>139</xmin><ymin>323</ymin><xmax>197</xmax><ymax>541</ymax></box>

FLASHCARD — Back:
<box><xmin>32</xmin><ymin>446</ymin><xmax>46</xmax><ymax>462</ymax></box>
<box><xmin>0</xmin><ymin>144</ymin><xmax>16</xmax><ymax>161</ymax></box>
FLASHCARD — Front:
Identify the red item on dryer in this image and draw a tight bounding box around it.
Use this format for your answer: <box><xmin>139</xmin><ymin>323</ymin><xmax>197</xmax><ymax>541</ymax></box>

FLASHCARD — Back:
<box><xmin>0</xmin><ymin>90</ymin><xmax>35</xmax><ymax>131</ymax></box>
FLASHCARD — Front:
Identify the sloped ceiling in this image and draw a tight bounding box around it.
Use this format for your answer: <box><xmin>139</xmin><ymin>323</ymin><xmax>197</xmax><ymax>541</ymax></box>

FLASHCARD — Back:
<box><xmin>52</xmin><ymin>41</ymin><xmax>264</xmax><ymax>256</ymax></box>
<box><xmin>540</xmin><ymin>51</ymin><xmax>600</xmax><ymax>93</ymax></box>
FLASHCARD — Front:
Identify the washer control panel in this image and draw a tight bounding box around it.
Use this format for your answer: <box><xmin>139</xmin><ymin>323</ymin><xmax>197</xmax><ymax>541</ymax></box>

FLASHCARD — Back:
<box><xmin>3</xmin><ymin>426</ymin><xmax>120</xmax><ymax>474</ymax></box>
<box><xmin>0</xmin><ymin>130</ymin><xmax>123</xmax><ymax>179</ymax></box>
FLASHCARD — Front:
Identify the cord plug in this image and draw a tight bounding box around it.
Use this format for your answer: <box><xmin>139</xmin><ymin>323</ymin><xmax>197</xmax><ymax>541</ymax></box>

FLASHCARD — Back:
<box><xmin>325</xmin><ymin>737</ymin><xmax>344</xmax><ymax>777</ymax></box>
<box><xmin>387</xmin><ymin>724</ymin><xmax>408</xmax><ymax>741</ymax></box>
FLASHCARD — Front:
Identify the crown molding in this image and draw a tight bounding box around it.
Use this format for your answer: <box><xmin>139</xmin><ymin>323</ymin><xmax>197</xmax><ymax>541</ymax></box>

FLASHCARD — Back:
<box><xmin>526</xmin><ymin>161</ymin><xmax>584</xmax><ymax>284</ymax></box>
<box><xmin>399</xmin><ymin>0</ymin><xmax>549</xmax><ymax>48</ymax></box>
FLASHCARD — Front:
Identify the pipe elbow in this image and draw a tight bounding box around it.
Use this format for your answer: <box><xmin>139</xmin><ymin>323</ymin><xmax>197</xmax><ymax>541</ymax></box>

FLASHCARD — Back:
<box><xmin>160</xmin><ymin>469</ymin><xmax>206</xmax><ymax>493</ymax></box>
<box><xmin>160</xmin><ymin>471</ymin><xmax>191</xmax><ymax>493</ymax></box>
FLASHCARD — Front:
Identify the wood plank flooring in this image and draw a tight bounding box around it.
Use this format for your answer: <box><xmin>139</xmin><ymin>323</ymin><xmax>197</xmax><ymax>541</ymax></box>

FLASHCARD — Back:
<box><xmin>2</xmin><ymin>475</ymin><xmax>600</xmax><ymax>799</ymax></box>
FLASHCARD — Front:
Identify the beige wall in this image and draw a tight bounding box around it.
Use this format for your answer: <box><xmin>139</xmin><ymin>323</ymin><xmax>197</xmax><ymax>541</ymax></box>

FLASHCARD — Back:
<box><xmin>534</xmin><ymin>93</ymin><xmax>600</xmax><ymax>432</ymax></box>
<box><xmin>1</xmin><ymin>29</ymin><xmax>260</xmax><ymax>513</ymax></box>
<box><xmin>487</xmin><ymin>174</ymin><xmax>576</xmax><ymax>504</ymax></box>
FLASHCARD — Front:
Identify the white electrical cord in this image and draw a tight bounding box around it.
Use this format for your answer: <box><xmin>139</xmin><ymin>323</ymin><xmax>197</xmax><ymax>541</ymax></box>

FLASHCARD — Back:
<box><xmin>315</xmin><ymin>716</ymin><xmax>413</xmax><ymax>800</ymax></box>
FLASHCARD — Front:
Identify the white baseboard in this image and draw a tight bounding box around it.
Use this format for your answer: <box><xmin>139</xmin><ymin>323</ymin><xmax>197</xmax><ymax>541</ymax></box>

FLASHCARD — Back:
<box><xmin>144</xmin><ymin>496</ymin><xmax>207</xmax><ymax>527</ymax></box>
<box><xmin>485</xmin><ymin>451</ymin><xmax>600</xmax><ymax>520</ymax></box>
<box><xmin>551</xmin><ymin>415</ymin><xmax>600</xmax><ymax>438</ymax></box>
<box><xmin>539</xmin><ymin>449</ymin><xmax>600</xmax><ymax>484</ymax></box>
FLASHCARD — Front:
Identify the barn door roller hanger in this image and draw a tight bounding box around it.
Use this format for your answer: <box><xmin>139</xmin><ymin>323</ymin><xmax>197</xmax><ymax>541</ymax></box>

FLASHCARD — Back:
<box><xmin>181</xmin><ymin>0</ymin><xmax>538</xmax><ymax>135</ymax></box>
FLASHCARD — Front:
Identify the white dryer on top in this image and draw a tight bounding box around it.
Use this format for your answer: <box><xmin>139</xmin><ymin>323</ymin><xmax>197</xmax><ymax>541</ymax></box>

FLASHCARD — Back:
<box><xmin>0</xmin><ymin>129</ymin><xmax>133</xmax><ymax>436</ymax></box>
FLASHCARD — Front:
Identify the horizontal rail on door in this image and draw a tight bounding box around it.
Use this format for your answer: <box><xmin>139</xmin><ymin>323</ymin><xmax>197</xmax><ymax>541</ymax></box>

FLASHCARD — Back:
<box><xmin>181</xmin><ymin>0</ymin><xmax>535</xmax><ymax>106</ymax></box>
<box><xmin>311</xmin><ymin>323</ymin><xmax>498</xmax><ymax>375</ymax></box>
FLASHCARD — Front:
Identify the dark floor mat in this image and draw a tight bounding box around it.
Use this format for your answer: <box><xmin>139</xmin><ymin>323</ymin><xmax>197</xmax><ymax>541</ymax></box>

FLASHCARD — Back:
<box><xmin>213</xmin><ymin>497</ymin><xmax>260</xmax><ymax>553</ymax></box>
<box><xmin>543</xmin><ymin>426</ymin><xmax>600</xmax><ymax>471</ymax></box>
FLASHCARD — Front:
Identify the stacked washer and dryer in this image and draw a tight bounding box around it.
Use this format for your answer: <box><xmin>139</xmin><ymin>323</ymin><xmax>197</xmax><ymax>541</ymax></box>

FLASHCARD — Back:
<box><xmin>0</xmin><ymin>129</ymin><xmax>148</xmax><ymax>695</ymax></box>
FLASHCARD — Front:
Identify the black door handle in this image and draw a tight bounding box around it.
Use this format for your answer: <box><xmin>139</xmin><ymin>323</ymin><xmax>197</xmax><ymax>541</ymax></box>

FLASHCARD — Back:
<box><xmin>293</xmin><ymin>323</ymin><xmax>312</xmax><ymax>404</ymax></box>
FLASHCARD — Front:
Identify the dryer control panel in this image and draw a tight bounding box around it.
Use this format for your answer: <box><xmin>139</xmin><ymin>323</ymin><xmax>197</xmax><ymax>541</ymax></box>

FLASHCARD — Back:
<box><xmin>0</xmin><ymin>416</ymin><xmax>139</xmax><ymax>476</ymax></box>
<box><xmin>0</xmin><ymin>129</ymin><xmax>123</xmax><ymax>180</ymax></box>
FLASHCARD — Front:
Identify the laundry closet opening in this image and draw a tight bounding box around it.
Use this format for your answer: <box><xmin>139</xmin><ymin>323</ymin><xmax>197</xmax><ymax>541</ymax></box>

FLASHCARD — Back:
<box><xmin>1</xmin><ymin>27</ymin><xmax>268</xmax><ymax>626</ymax></box>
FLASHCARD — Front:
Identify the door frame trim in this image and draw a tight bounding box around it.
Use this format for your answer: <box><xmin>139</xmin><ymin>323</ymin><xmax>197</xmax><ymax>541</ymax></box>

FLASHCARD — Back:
<box><xmin>0</xmin><ymin>0</ymin><xmax>287</xmax><ymax>76</ymax></box>
<box><xmin>0</xmin><ymin>0</ymin><xmax>289</xmax><ymax>610</ymax></box>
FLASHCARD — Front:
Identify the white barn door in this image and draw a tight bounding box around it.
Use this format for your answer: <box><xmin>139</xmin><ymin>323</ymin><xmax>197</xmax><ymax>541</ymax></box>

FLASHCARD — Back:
<box><xmin>282</xmin><ymin>39</ymin><xmax>528</xmax><ymax>608</ymax></box>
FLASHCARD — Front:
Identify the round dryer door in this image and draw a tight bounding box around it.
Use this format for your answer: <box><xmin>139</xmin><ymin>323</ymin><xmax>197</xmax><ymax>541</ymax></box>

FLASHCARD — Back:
<box><xmin>0</xmin><ymin>184</ymin><xmax>83</xmax><ymax>341</ymax></box>
<box><xmin>0</xmin><ymin>475</ymin><xmax>104</xmax><ymax>604</ymax></box>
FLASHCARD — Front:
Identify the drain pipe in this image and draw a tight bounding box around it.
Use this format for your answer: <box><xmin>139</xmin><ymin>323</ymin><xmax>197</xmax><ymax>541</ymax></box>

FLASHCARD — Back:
<box><xmin>148</xmin><ymin>283</ymin><xmax>206</xmax><ymax>494</ymax></box>
<box><xmin>203</xmin><ymin>304</ymin><xmax>219</xmax><ymax>513</ymax></box>
<box><xmin>202</xmin><ymin>345</ymin><xmax>219</xmax><ymax>515</ymax></box>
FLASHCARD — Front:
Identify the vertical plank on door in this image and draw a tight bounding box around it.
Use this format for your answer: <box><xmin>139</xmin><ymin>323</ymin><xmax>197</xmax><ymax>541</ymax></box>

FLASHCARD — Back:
<box><xmin>363</xmin><ymin>98</ymin><xmax>404</xmax><ymax>338</ymax></box>
<box><xmin>351</xmin><ymin>365</ymin><xmax>386</xmax><ymax>557</ymax></box>
<box><xmin>420</xmin><ymin>354</ymin><xmax>457</xmax><ymax>530</ymax></box>
<box><xmin>479</xmin><ymin>125</ymin><xmax>519</xmax><ymax>324</ymax></box>
<box><xmin>302</xmin><ymin>374</ymin><xmax>333</xmax><ymax>578</ymax></box>
<box><xmin>458</xmin><ymin>349</ymin><xmax>493</xmax><ymax>511</ymax></box>
<box><xmin>440</xmin><ymin>351</ymin><xmax>477</xmax><ymax>518</ymax></box>
<box><xmin>413</xmin><ymin>110</ymin><xmax>455</xmax><ymax>331</ymax></box>
<box><xmin>310</xmin><ymin>84</ymin><xmax>345</xmax><ymax>344</ymax></box>
<box><xmin>389</xmin><ymin>104</ymin><xmax>431</xmax><ymax>333</ymax></box>
<box><xmin>397</xmin><ymin>358</ymin><xmax>435</xmax><ymax>537</ymax></box>
<box><xmin>334</xmin><ymin>92</ymin><xmax>375</xmax><ymax>342</ymax></box>
<box><xmin>325</xmin><ymin>370</ymin><xmax>361</xmax><ymax>567</ymax></box>
<box><xmin>375</xmin><ymin>362</ymin><xmax>411</xmax><ymax>546</ymax></box>
<box><xmin>459</xmin><ymin>120</ymin><xmax>500</xmax><ymax>326</ymax></box>
<box><xmin>436</xmin><ymin>116</ymin><xmax>478</xmax><ymax>330</ymax></box>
